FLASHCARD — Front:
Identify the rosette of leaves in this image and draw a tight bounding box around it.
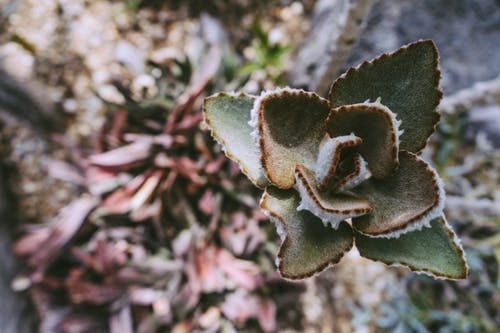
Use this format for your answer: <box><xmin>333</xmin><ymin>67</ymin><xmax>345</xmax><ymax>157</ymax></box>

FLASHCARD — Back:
<box><xmin>203</xmin><ymin>40</ymin><xmax>468</xmax><ymax>280</ymax></box>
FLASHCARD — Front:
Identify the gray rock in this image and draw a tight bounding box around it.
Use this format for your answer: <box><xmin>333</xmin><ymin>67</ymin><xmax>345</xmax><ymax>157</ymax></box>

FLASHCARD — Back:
<box><xmin>346</xmin><ymin>0</ymin><xmax>500</xmax><ymax>94</ymax></box>
<box><xmin>288</xmin><ymin>0</ymin><xmax>375</xmax><ymax>94</ymax></box>
<box><xmin>114</xmin><ymin>40</ymin><xmax>145</xmax><ymax>75</ymax></box>
<box><xmin>464</xmin><ymin>105</ymin><xmax>500</xmax><ymax>148</ymax></box>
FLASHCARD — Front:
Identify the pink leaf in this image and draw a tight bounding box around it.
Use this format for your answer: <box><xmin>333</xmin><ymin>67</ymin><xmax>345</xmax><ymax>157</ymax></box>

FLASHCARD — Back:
<box><xmin>65</xmin><ymin>276</ymin><xmax>121</xmax><ymax>305</ymax></box>
<box><xmin>221</xmin><ymin>290</ymin><xmax>259</xmax><ymax>324</ymax></box>
<box><xmin>198</xmin><ymin>189</ymin><xmax>215</xmax><ymax>215</ymax></box>
<box><xmin>12</xmin><ymin>227</ymin><xmax>52</xmax><ymax>257</ymax></box>
<box><xmin>257</xmin><ymin>298</ymin><xmax>277</xmax><ymax>333</ymax></box>
<box><xmin>128</xmin><ymin>287</ymin><xmax>164</xmax><ymax>305</ymax></box>
<box><xmin>45</xmin><ymin>158</ymin><xmax>86</xmax><ymax>186</ymax></box>
<box><xmin>102</xmin><ymin>172</ymin><xmax>148</xmax><ymax>214</ymax></box>
<box><xmin>172</xmin><ymin>230</ymin><xmax>193</xmax><ymax>257</ymax></box>
<box><xmin>130</xmin><ymin>170</ymin><xmax>162</xmax><ymax>211</ymax></box>
<box><xmin>89</xmin><ymin>140</ymin><xmax>153</xmax><ymax>170</ymax></box>
<box><xmin>196</xmin><ymin>246</ymin><xmax>226</xmax><ymax>293</ymax></box>
<box><xmin>110</xmin><ymin>305</ymin><xmax>133</xmax><ymax>333</ymax></box>
<box><xmin>205</xmin><ymin>155</ymin><xmax>226</xmax><ymax>175</ymax></box>
<box><xmin>172</xmin><ymin>113</ymin><xmax>203</xmax><ymax>133</ymax></box>
<box><xmin>28</xmin><ymin>197</ymin><xmax>98</xmax><ymax>281</ymax></box>
<box><xmin>217</xmin><ymin>249</ymin><xmax>260</xmax><ymax>290</ymax></box>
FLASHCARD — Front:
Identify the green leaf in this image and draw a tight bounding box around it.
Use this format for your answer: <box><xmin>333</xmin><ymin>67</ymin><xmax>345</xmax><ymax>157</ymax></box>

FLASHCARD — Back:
<box><xmin>326</xmin><ymin>102</ymin><xmax>401</xmax><ymax>179</ymax></box>
<box><xmin>295</xmin><ymin>164</ymin><xmax>372</xmax><ymax>229</ymax></box>
<box><xmin>329</xmin><ymin>40</ymin><xmax>442</xmax><ymax>153</ymax></box>
<box><xmin>314</xmin><ymin>134</ymin><xmax>362</xmax><ymax>191</ymax></box>
<box><xmin>351</xmin><ymin>151</ymin><xmax>445</xmax><ymax>237</ymax></box>
<box><xmin>355</xmin><ymin>216</ymin><xmax>468</xmax><ymax>279</ymax></box>
<box><xmin>252</xmin><ymin>88</ymin><xmax>330</xmax><ymax>189</ymax></box>
<box><xmin>260</xmin><ymin>187</ymin><xmax>354</xmax><ymax>279</ymax></box>
<box><xmin>203</xmin><ymin>92</ymin><xmax>269</xmax><ymax>188</ymax></box>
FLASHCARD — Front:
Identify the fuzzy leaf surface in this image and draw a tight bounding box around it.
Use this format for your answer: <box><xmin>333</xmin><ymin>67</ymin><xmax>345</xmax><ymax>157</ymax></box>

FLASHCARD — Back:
<box><xmin>260</xmin><ymin>187</ymin><xmax>353</xmax><ymax>279</ymax></box>
<box><xmin>203</xmin><ymin>92</ymin><xmax>269</xmax><ymax>188</ymax></box>
<box><xmin>355</xmin><ymin>216</ymin><xmax>467</xmax><ymax>279</ymax></box>
<box><xmin>314</xmin><ymin>134</ymin><xmax>362</xmax><ymax>191</ymax></box>
<box><xmin>331</xmin><ymin>153</ymin><xmax>371</xmax><ymax>192</ymax></box>
<box><xmin>351</xmin><ymin>151</ymin><xmax>444</xmax><ymax>237</ymax></box>
<box><xmin>295</xmin><ymin>164</ymin><xmax>372</xmax><ymax>229</ymax></box>
<box><xmin>329</xmin><ymin>40</ymin><xmax>442</xmax><ymax>153</ymax></box>
<box><xmin>326</xmin><ymin>102</ymin><xmax>400</xmax><ymax>179</ymax></box>
<box><xmin>255</xmin><ymin>88</ymin><xmax>330</xmax><ymax>189</ymax></box>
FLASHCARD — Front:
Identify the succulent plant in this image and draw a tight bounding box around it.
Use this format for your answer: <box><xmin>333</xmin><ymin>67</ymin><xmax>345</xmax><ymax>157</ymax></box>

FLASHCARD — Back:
<box><xmin>203</xmin><ymin>40</ymin><xmax>468</xmax><ymax>280</ymax></box>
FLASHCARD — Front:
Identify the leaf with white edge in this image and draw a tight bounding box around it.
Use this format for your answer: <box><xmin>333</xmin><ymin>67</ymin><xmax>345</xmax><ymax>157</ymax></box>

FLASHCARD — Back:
<box><xmin>333</xmin><ymin>153</ymin><xmax>371</xmax><ymax>192</ymax></box>
<box><xmin>351</xmin><ymin>150</ymin><xmax>445</xmax><ymax>238</ymax></box>
<box><xmin>203</xmin><ymin>92</ymin><xmax>269</xmax><ymax>188</ymax></box>
<box><xmin>329</xmin><ymin>40</ymin><xmax>442</xmax><ymax>153</ymax></box>
<box><xmin>295</xmin><ymin>164</ymin><xmax>372</xmax><ymax>229</ymax></box>
<box><xmin>314</xmin><ymin>134</ymin><xmax>362</xmax><ymax>191</ymax></box>
<box><xmin>355</xmin><ymin>215</ymin><xmax>468</xmax><ymax>279</ymax></box>
<box><xmin>251</xmin><ymin>88</ymin><xmax>330</xmax><ymax>189</ymax></box>
<box><xmin>260</xmin><ymin>187</ymin><xmax>353</xmax><ymax>279</ymax></box>
<box><xmin>326</xmin><ymin>102</ymin><xmax>401</xmax><ymax>179</ymax></box>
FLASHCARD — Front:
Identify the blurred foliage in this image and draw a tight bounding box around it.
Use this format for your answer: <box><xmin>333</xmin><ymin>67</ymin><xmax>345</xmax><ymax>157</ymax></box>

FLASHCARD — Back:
<box><xmin>11</xmin><ymin>21</ymin><xmax>308</xmax><ymax>330</ymax></box>
<box><xmin>347</xmin><ymin>109</ymin><xmax>500</xmax><ymax>332</ymax></box>
<box><xmin>434</xmin><ymin>115</ymin><xmax>466</xmax><ymax>170</ymax></box>
<box><xmin>240</xmin><ymin>20</ymin><xmax>291</xmax><ymax>84</ymax></box>
<box><xmin>349</xmin><ymin>245</ymin><xmax>499</xmax><ymax>332</ymax></box>
<box><xmin>5</xmin><ymin>0</ymin><xmax>499</xmax><ymax>332</ymax></box>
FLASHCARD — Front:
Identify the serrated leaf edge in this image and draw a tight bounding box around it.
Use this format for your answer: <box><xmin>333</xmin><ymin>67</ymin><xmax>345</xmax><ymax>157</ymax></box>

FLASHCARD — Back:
<box><xmin>328</xmin><ymin>39</ymin><xmax>443</xmax><ymax>153</ymax></box>
<box><xmin>295</xmin><ymin>164</ymin><xmax>372</xmax><ymax>229</ymax></box>
<box><xmin>260</xmin><ymin>190</ymin><xmax>354</xmax><ymax>280</ymax></box>
<box><xmin>203</xmin><ymin>91</ymin><xmax>269</xmax><ymax>188</ymax></box>
<box><xmin>327</xmin><ymin>101</ymin><xmax>403</xmax><ymax>179</ymax></box>
<box><xmin>336</xmin><ymin>153</ymin><xmax>371</xmax><ymax>192</ymax></box>
<box><xmin>355</xmin><ymin>215</ymin><xmax>468</xmax><ymax>280</ymax></box>
<box><xmin>356</xmin><ymin>150</ymin><xmax>446</xmax><ymax>238</ymax></box>
<box><xmin>315</xmin><ymin>134</ymin><xmax>363</xmax><ymax>191</ymax></box>
<box><xmin>249</xmin><ymin>87</ymin><xmax>331</xmax><ymax>188</ymax></box>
